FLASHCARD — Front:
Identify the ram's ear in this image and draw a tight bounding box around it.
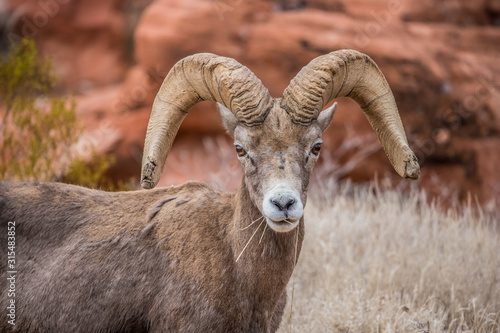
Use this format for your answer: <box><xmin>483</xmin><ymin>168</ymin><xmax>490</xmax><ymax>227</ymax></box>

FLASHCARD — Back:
<box><xmin>217</xmin><ymin>103</ymin><xmax>238</xmax><ymax>137</ymax></box>
<box><xmin>317</xmin><ymin>102</ymin><xmax>337</xmax><ymax>132</ymax></box>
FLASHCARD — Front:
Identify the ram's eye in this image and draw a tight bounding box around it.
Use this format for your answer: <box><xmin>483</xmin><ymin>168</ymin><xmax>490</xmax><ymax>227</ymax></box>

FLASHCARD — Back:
<box><xmin>311</xmin><ymin>143</ymin><xmax>322</xmax><ymax>156</ymax></box>
<box><xmin>235</xmin><ymin>145</ymin><xmax>247</xmax><ymax>157</ymax></box>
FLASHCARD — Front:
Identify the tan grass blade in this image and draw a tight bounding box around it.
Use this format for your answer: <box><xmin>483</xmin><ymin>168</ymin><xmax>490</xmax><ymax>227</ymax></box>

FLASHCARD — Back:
<box><xmin>240</xmin><ymin>216</ymin><xmax>264</xmax><ymax>231</ymax></box>
<box><xmin>259</xmin><ymin>223</ymin><xmax>268</xmax><ymax>244</ymax></box>
<box><xmin>236</xmin><ymin>218</ymin><xmax>265</xmax><ymax>262</ymax></box>
<box><xmin>289</xmin><ymin>225</ymin><xmax>300</xmax><ymax>333</ymax></box>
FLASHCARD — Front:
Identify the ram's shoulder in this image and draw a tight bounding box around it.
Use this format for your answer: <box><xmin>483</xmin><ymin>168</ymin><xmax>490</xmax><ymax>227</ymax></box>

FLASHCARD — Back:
<box><xmin>146</xmin><ymin>181</ymin><xmax>232</xmax><ymax>214</ymax></box>
<box><xmin>177</xmin><ymin>181</ymin><xmax>225</xmax><ymax>198</ymax></box>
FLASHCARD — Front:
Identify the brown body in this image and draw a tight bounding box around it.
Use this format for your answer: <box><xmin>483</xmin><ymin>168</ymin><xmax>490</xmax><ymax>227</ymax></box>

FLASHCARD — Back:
<box><xmin>0</xmin><ymin>180</ymin><xmax>300</xmax><ymax>332</ymax></box>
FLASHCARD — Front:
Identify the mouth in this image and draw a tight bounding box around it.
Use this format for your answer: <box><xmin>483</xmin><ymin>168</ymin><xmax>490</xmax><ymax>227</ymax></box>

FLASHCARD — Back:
<box><xmin>265</xmin><ymin>217</ymin><xmax>300</xmax><ymax>233</ymax></box>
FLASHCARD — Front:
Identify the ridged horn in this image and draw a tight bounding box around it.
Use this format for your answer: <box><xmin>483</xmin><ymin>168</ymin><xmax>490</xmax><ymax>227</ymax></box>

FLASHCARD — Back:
<box><xmin>281</xmin><ymin>49</ymin><xmax>419</xmax><ymax>179</ymax></box>
<box><xmin>141</xmin><ymin>53</ymin><xmax>272</xmax><ymax>189</ymax></box>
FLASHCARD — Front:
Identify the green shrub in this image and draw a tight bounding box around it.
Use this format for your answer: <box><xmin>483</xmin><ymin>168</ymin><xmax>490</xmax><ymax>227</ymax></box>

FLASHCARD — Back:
<box><xmin>0</xmin><ymin>39</ymin><xmax>131</xmax><ymax>190</ymax></box>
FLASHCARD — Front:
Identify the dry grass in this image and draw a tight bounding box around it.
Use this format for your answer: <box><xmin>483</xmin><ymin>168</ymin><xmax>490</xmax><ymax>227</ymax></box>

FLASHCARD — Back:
<box><xmin>279</xmin><ymin>180</ymin><xmax>500</xmax><ymax>333</ymax></box>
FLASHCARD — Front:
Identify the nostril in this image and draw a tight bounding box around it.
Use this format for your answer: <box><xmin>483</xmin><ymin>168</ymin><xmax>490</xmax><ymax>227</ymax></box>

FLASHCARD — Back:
<box><xmin>271</xmin><ymin>199</ymin><xmax>284</xmax><ymax>211</ymax></box>
<box><xmin>271</xmin><ymin>198</ymin><xmax>296</xmax><ymax>212</ymax></box>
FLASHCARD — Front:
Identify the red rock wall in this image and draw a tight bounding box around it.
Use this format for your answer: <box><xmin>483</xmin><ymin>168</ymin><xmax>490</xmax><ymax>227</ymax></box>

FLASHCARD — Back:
<box><xmin>4</xmin><ymin>0</ymin><xmax>500</xmax><ymax>204</ymax></box>
<box><xmin>4</xmin><ymin>0</ymin><xmax>129</xmax><ymax>90</ymax></box>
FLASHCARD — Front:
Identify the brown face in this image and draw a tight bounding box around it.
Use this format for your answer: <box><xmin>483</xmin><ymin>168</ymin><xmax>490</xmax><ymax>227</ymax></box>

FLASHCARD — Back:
<box><xmin>219</xmin><ymin>101</ymin><xmax>336</xmax><ymax>232</ymax></box>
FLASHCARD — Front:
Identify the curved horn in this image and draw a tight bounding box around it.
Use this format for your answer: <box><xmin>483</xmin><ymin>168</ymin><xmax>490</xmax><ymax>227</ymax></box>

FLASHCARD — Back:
<box><xmin>141</xmin><ymin>53</ymin><xmax>272</xmax><ymax>189</ymax></box>
<box><xmin>281</xmin><ymin>49</ymin><xmax>419</xmax><ymax>179</ymax></box>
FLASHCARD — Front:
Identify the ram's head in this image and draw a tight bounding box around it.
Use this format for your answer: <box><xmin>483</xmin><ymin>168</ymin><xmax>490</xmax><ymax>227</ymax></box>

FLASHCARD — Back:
<box><xmin>141</xmin><ymin>50</ymin><xmax>420</xmax><ymax>232</ymax></box>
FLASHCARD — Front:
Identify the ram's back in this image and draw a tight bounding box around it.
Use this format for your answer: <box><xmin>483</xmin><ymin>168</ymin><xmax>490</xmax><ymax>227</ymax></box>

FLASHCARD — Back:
<box><xmin>0</xmin><ymin>181</ymin><xmax>231</xmax><ymax>332</ymax></box>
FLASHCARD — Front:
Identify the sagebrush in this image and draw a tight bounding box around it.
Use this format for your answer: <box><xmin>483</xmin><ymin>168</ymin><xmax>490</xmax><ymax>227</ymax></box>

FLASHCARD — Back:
<box><xmin>0</xmin><ymin>39</ymin><xmax>130</xmax><ymax>189</ymax></box>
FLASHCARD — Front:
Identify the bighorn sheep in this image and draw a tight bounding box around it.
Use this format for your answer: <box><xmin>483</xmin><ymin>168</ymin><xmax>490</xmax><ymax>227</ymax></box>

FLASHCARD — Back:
<box><xmin>0</xmin><ymin>50</ymin><xmax>419</xmax><ymax>332</ymax></box>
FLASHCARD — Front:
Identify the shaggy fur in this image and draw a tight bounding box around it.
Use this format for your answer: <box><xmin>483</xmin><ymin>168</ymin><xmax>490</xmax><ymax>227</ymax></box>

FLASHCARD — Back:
<box><xmin>0</xmin><ymin>179</ymin><xmax>304</xmax><ymax>332</ymax></box>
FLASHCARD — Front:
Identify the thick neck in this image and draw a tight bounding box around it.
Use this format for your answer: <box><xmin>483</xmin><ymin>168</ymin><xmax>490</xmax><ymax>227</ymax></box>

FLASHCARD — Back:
<box><xmin>230</xmin><ymin>177</ymin><xmax>305</xmax><ymax>298</ymax></box>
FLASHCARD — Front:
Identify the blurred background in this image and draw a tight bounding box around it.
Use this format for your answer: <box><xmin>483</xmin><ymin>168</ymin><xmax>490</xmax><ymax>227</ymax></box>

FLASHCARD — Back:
<box><xmin>1</xmin><ymin>0</ymin><xmax>499</xmax><ymax>206</ymax></box>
